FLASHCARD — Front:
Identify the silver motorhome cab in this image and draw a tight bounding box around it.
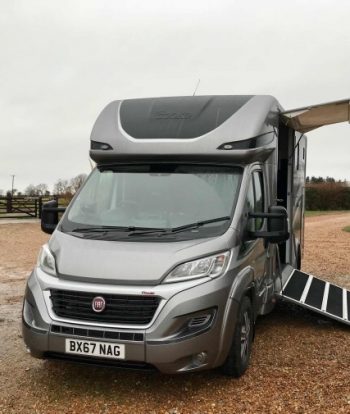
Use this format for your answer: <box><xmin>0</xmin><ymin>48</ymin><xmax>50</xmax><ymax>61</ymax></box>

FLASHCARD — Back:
<box><xmin>22</xmin><ymin>95</ymin><xmax>350</xmax><ymax>377</ymax></box>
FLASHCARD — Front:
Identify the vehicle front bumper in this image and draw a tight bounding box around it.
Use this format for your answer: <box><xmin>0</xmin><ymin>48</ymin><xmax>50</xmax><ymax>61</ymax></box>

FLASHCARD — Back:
<box><xmin>22</xmin><ymin>268</ymin><xmax>240</xmax><ymax>374</ymax></box>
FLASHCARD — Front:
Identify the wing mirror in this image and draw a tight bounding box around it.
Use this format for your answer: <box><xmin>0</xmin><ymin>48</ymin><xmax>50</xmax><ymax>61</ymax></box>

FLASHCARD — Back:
<box><xmin>41</xmin><ymin>200</ymin><xmax>66</xmax><ymax>234</ymax></box>
<box><xmin>248</xmin><ymin>206</ymin><xmax>289</xmax><ymax>243</ymax></box>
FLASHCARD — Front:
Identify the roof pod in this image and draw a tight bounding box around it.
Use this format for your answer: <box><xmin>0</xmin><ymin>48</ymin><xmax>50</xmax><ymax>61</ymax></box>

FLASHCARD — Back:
<box><xmin>90</xmin><ymin>95</ymin><xmax>281</xmax><ymax>164</ymax></box>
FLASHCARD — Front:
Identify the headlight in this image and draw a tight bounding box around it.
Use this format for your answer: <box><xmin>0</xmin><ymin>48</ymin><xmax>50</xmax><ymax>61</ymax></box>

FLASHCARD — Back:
<box><xmin>37</xmin><ymin>244</ymin><xmax>57</xmax><ymax>276</ymax></box>
<box><xmin>164</xmin><ymin>251</ymin><xmax>231</xmax><ymax>283</ymax></box>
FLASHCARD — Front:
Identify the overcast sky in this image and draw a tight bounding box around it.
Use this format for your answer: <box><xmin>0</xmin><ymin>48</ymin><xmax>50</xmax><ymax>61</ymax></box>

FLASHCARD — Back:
<box><xmin>0</xmin><ymin>0</ymin><xmax>349</xmax><ymax>193</ymax></box>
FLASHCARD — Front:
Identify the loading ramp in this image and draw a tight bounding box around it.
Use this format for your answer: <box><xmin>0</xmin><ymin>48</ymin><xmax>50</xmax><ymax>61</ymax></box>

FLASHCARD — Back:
<box><xmin>278</xmin><ymin>270</ymin><xmax>350</xmax><ymax>326</ymax></box>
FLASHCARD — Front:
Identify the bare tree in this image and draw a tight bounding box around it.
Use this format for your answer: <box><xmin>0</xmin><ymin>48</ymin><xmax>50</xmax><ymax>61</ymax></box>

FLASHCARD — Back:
<box><xmin>35</xmin><ymin>183</ymin><xmax>48</xmax><ymax>195</ymax></box>
<box><xmin>24</xmin><ymin>183</ymin><xmax>48</xmax><ymax>196</ymax></box>
<box><xmin>53</xmin><ymin>179</ymin><xmax>70</xmax><ymax>196</ymax></box>
<box><xmin>24</xmin><ymin>184</ymin><xmax>37</xmax><ymax>196</ymax></box>
<box><xmin>70</xmin><ymin>174</ymin><xmax>87</xmax><ymax>194</ymax></box>
<box><xmin>6</xmin><ymin>189</ymin><xmax>17</xmax><ymax>196</ymax></box>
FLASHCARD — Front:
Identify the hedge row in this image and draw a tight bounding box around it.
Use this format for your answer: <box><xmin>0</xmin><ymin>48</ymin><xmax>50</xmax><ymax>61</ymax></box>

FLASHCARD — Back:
<box><xmin>305</xmin><ymin>183</ymin><xmax>350</xmax><ymax>210</ymax></box>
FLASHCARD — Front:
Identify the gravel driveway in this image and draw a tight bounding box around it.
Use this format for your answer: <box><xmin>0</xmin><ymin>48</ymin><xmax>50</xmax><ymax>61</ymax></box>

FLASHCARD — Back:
<box><xmin>0</xmin><ymin>213</ymin><xmax>349</xmax><ymax>413</ymax></box>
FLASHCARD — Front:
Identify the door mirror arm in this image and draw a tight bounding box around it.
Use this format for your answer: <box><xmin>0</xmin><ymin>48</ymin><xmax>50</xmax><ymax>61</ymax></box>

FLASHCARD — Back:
<box><xmin>248</xmin><ymin>206</ymin><xmax>289</xmax><ymax>244</ymax></box>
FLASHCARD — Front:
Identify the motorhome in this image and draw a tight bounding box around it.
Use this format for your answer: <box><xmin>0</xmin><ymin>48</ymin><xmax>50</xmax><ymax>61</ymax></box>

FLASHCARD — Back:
<box><xmin>22</xmin><ymin>95</ymin><xmax>350</xmax><ymax>377</ymax></box>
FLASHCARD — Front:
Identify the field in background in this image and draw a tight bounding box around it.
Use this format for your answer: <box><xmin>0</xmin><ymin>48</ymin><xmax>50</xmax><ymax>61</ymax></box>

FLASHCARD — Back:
<box><xmin>305</xmin><ymin>210</ymin><xmax>350</xmax><ymax>217</ymax></box>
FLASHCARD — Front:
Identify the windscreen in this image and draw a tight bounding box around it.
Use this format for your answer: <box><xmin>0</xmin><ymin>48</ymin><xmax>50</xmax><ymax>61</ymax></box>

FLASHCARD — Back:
<box><xmin>62</xmin><ymin>164</ymin><xmax>242</xmax><ymax>239</ymax></box>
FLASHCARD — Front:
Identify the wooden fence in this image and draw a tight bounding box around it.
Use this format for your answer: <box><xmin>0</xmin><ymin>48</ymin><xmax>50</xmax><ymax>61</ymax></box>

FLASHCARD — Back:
<box><xmin>0</xmin><ymin>195</ymin><xmax>59</xmax><ymax>219</ymax></box>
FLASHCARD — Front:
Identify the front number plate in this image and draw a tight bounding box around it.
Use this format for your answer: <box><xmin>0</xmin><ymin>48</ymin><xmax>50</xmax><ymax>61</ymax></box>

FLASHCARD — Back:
<box><xmin>65</xmin><ymin>339</ymin><xmax>125</xmax><ymax>359</ymax></box>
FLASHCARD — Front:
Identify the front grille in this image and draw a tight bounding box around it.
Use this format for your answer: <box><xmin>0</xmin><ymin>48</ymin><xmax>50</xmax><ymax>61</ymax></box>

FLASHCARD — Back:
<box><xmin>50</xmin><ymin>289</ymin><xmax>160</xmax><ymax>325</ymax></box>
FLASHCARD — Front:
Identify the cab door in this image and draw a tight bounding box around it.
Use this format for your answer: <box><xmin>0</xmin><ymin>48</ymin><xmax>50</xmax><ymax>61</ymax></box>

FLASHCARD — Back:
<box><xmin>238</xmin><ymin>168</ymin><xmax>270</xmax><ymax>309</ymax></box>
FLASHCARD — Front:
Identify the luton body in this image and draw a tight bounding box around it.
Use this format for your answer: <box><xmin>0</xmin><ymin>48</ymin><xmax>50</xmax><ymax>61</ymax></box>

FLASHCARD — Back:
<box><xmin>22</xmin><ymin>95</ymin><xmax>308</xmax><ymax>376</ymax></box>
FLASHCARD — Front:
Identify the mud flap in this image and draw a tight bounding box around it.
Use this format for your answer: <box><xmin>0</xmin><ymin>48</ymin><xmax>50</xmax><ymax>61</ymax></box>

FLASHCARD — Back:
<box><xmin>277</xmin><ymin>269</ymin><xmax>350</xmax><ymax>326</ymax></box>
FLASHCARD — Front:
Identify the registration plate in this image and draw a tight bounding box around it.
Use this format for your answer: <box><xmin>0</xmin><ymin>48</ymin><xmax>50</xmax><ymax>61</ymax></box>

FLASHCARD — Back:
<box><xmin>65</xmin><ymin>339</ymin><xmax>125</xmax><ymax>359</ymax></box>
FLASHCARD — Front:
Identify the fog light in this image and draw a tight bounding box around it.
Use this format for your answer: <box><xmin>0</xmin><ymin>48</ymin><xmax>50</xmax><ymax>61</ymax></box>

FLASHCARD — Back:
<box><xmin>193</xmin><ymin>351</ymin><xmax>207</xmax><ymax>366</ymax></box>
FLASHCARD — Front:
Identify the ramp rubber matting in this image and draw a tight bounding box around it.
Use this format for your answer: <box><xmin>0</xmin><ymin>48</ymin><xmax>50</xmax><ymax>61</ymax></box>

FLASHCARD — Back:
<box><xmin>278</xmin><ymin>270</ymin><xmax>350</xmax><ymax>326</ymax></box>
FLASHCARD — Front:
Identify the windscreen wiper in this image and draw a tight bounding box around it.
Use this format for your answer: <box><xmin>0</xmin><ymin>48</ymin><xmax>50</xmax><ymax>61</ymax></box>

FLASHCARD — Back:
<box><xmin>129</xmin><ymin>216</ymin><xmax>231</xmax><ymax>237</ymax></box>
<box><xmin>129</xmin><ymin>216</ymin><xmax>231</xmax><ymax>236</ymax></box>
<box><xmin>169</xmin><ymin>216</ymin><xmax>231</xmax><ymax>234</ymax></box>
<box><xmin>69</xmin><ymin>217</ymin><xmax>231</xmax><ymax>237</ymax></box>
<box><xmin>69</xmin><ymin>226</ymin><xmax>132</xmax><ymax>233</ymax></box>
<box><xmin>69</xmin><ymin>226</ymin><xmax>168</xmax><ymax>234</ymax></box>
<box><xmin>127</xmin><ymin>228</ymin><xmax>169</xmax><ymax>237</ymax></box>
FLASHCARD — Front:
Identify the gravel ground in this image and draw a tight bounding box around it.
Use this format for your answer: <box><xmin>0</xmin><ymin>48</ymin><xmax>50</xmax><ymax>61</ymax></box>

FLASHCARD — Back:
<box><xmin>0</xmin><ymin>213</ymin><xmax>349</xmax><ymax>414</ymax></box>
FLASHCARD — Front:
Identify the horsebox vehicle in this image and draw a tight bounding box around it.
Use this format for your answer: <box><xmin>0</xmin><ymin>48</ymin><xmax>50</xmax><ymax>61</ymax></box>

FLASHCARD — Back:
<box><xmin>22</xmin><ymin>95</ymin><xmax>350</xmax><ymax>377</ymax></box>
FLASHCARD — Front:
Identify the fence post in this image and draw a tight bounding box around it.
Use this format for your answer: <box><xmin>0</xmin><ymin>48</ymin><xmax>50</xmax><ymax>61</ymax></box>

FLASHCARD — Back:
<box><xmin>38</xmin><ymin>197</ymin><xmax>43</xmax><ymax>218</ymax></box>
<box><xmin>6</xmin><ymin>194</ymin><xmax>12</xmax><ymax>213</ymax></box>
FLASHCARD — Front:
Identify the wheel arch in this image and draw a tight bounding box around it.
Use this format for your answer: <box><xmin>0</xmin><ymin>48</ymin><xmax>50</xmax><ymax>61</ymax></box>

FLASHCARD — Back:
<box><xmin>214</xmin><ymin>266</ymin><xmax>256</xmax><ymax>367</ymax></box>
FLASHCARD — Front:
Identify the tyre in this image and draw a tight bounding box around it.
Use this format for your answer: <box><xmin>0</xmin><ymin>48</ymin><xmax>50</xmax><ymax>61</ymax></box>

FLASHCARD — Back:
<box><xmin>221</xmin><ymin>296</ymin><xmax>254</xmax><ymax>378</ymax></box>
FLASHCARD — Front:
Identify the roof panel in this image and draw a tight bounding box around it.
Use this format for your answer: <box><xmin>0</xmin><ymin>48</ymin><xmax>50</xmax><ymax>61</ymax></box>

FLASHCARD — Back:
<box><xmin>119</xmin><ymin>95</ymin><xmax>254</xmax><ymax>139</ymax></box>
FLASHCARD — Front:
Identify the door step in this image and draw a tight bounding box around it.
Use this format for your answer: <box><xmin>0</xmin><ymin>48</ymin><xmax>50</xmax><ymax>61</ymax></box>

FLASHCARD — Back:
<box><xmin>277</xmin><ymin>270</ymin><xmax>350</xmax><ymax>326</ymax></box>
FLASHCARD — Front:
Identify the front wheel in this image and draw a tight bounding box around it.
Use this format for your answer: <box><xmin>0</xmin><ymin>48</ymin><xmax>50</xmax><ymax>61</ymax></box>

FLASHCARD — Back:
<box><xmin>221</xmin><ymin>296</ymin><xmax>254</xmax><ymax>378</ymax></box>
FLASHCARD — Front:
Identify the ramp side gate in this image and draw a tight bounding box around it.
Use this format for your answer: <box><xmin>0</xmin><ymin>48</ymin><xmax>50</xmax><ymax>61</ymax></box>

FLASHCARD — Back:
<box><xmin>278</xmin><ymin>270</ymin><xmax>350</xmax><ymax>326</ymax></box>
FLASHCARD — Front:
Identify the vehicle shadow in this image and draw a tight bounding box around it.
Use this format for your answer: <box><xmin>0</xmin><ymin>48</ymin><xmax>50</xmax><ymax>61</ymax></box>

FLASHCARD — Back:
<box><xmin>28</xmin><ymin>358</ymin><xmax>231</xmax><ymax>406</ymax></box>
